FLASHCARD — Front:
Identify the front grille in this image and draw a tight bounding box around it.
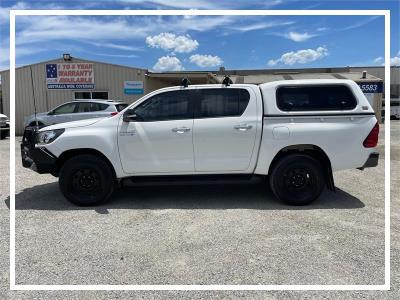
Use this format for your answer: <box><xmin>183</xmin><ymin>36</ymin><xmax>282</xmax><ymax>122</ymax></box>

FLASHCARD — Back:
<box><xmin>22</xmin><ymin>127</ymin><xmax>38</xmax><ymax>146</ymax></box>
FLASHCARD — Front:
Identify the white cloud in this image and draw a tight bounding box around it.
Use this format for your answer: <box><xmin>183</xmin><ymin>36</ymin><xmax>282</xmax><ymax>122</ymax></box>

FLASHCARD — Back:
<box><xmin>340</xmin><ymin>16</ymin><xmax>380</xmax><ymax>31</ymax></box>
<box><xmin>284</xmin><ymin>31</ymin><xmax>316</xmax><ymax>42</ymax></box>
<box><xmin>374</xmin><ymin>56</ymin><xmax>383</xmax><ymax>64</ymax></box>
<box><xmin>0</xmin><ymin>2</ymin><xmax>29</xmax><ymax>24</ymax></box>
<box><xmin>231</xmin><ymin>21</ymin><xmax>294</xmax><ymax>32</ymax></box>
<box><xmin>316</xmin><ymin>27</ymin><xmax>328</xmax><ymax>32</ymax></box>
<box><xmin>189</xmin><ymin>54</ymin><xmax>223</xmax><ymax>67</ymax></box>
<box><xmin>392</xmin><ymin>51</ymin><xmax>400</xmax><ymax>66</ymax></box>
<box><xmin>118</xmin><ymin>0</ymin><xmax>283</xmax><ymax>9</ymax></box>
<box><xmin>153</xmin><ymin>56</ymin><xmax>184</xmax><ymax>71</ymax></box>
<box><xmin>88</xmin><ymin>42</ymin><xmax>142</xmax><ymax>51</ymax></box>
<box><xmin>16</xmin><ymin>16</ymin><xmax>154</xmax><ymax>45</ymax></box>
<box><xmin>94</xmin><ymin>53</ymin><xmax>138</xmax><ymax>58</ymax></box>
<box><xmin>15</xmin><ymin>15</ymin><xmax>236</xmax><ymax>46</ymax></box>
<box><xmin>118</xmin><ymin>0</ymin><xmax>219</xmax><ymax>9</ymax></box>
<box><xmin>146</xmin><ymin>33</ymin><xmax>199</xmax><ymax>53</ymax></box>
<box><xmin>268</xmin><ymin>46</ymin><xmax>328</xmax><ymax>66</ymax></box>
<box><xmin>391</xmin><ymin>56</ymin><xmax>400</xmax><ymax>66</ymax></box>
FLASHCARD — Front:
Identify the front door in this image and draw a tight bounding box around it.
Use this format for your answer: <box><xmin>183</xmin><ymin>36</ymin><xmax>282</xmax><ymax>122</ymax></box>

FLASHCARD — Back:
<box><xmin>118</xmin><ymin>89</ymin><xmax>195</xmax><ymax>174</ymax></box>
<box><xmin>50</xmin><ymin>102</ymin><xmax>78</xmax><ymax>124</ymax></box>
<box><xmin>193</xmin><ymin>87</ymin><xmax>258</xmax><ymax>172</ymax></box>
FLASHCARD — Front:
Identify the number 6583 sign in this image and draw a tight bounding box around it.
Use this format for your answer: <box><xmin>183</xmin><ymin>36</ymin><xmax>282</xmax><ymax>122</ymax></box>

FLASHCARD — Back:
<box><xmin>358</xmin><ymin>82</ymin><xmax>383</xmax><ymax>93</ymax></box>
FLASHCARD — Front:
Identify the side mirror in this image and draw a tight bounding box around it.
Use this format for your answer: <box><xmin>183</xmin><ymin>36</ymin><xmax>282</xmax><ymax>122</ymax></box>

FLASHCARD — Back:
<box><xmin>123</xmin><ymin>109</ymin><xmax>139</xmax><ymax>122</ymax></box>
<box><xmin>48</xmin><ymin>110</ymin><xmax>54</xmax><ymax>115</ymax></box>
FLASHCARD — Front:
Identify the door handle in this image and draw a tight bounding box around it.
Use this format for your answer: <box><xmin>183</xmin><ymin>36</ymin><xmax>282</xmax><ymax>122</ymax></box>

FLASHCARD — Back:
<box><xmin>172</xmin><ymin>127</ymin><xmax>191</xmax><ymax>134</ymax></box>
<box><xmin>234</xmin><ymin>124</ymin><xmax>253</xmax><ymax>131</ymax></box>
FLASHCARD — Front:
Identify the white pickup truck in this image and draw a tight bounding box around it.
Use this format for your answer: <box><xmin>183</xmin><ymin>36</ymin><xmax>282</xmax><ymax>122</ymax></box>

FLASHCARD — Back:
<box><xmin>21</xmin><ymin>79</ymin><xmax>379</xmax><ymax>206</ymax></box>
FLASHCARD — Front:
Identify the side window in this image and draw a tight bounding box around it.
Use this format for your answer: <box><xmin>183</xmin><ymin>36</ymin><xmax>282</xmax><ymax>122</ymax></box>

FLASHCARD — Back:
<box><xmin>115</xmin><ymin>104</ymin><xmax>128</xmax><ymax>112</ymax></box>
<box><xmin>76</xmin><ymin>102</ymin><xmax>92</xmax><ymax>113</ymax></box>
<box><xmin>276</xmin><ymin>85</ymin><xmax>357</xmax><ymax>111</ymax></box>
<box><xmin>197</xmin><ymin>88</ymin><xmax>250</xmax><ymax>118</ymax></box>
<box><xmin>76</xmin><ymin>102</ymin><xmax>109</xmax><ymax>112</ymax></box>
<box><xmin>134</xmin><ymin>90</ymin><xmax>192</xmax><ymax>121</ymax></box>
<box><xmin>52</xmin><ymin>103</ymin><xmax>77</xmax><ymax>115</ymax></box>
<box><xmin>98</xmin><ymin>103</ymin><xmax>109</xmax><ymax>111</ymax></box>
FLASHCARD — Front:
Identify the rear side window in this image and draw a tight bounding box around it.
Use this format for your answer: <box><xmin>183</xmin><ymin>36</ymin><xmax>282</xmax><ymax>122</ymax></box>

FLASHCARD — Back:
<box><xmin>76</xmin><ymin>102</ymin><xmax>109</xmax><ymax>112</ymax></box>
<box><xmin>276</xmin><ymin>85</ymin><xmax>357</xmax><ymax>111</ymax></box>
<box><xmin>134</xmin><ymin>90</ymin><xmax>192</xmax><ymax>121</ymax></box>
<box><xmin>196</xmin><ymin>88</ymin><xmax>250</xmax><ymax>118</ymax></box>
<box><xmin>115</xmin><ymin>104</ymin><xmax>128</xmax><ymax>112</ymax></box>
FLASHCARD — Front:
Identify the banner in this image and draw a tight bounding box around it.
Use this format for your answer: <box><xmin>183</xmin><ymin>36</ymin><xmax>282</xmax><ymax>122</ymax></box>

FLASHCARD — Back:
<box><xmin>46</xmin><ymin>63</ymin><xmax>95</xmax><ymax>89</ymax></box>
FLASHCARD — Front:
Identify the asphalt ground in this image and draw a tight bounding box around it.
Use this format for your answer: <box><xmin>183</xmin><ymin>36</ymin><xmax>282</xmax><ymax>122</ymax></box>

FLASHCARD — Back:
<box><xmin>0</xmin><ymin>121</ymin><xmax>399</xmax><ymax>299</ymax></box>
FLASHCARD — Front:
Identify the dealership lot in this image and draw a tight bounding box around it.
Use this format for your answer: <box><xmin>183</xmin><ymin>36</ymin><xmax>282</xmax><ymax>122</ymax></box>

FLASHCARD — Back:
<box><xmin>0</xmin><ymin>122</ymin><xmax>399</xmax><ymax>298</ymax></box>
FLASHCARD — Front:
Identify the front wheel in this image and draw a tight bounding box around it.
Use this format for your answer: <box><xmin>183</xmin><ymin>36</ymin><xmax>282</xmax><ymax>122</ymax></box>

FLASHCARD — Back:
<box><xmin>269</xmin><ymin>154</ymin><xmax>325</xmax><ymax>205</ymax></box>
<box><xmin>59</xmin><ymin>154</ymin><xmax>115</xmax><ymax>206</ymax></box>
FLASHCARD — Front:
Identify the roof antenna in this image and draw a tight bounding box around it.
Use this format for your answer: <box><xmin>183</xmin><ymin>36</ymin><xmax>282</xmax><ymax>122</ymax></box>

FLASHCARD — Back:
<box><xmin>181</xmin><ymin>77</ymin><xmax>191</xmax><ymax>88</ymax></box>
<box><xmin>222</xmin><ymin>75</ymin><xmax>233</xmax><ymax>86</ymax></box>
<box><xmin>29</xmin><ymin>65</ymin><xmax>39</xmax><ymax>130</ymax></box>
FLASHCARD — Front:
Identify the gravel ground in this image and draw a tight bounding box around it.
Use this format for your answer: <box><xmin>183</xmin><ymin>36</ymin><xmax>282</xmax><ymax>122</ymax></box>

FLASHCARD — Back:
<box><xmin>0</xmin><ymin>121</ymin><xmax>399</xmax><ymax>299</ymax></box>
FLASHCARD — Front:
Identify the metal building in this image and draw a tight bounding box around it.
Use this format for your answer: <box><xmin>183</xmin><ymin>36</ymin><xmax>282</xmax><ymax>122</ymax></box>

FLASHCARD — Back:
<box><xmin>0</xmin><ymin>56</ymin><xmax>217</xmax><ymax>134</ymax></box>
<box><xmin>0</xmin><ymin>55</ymin><xmax>389</xmax><ymax>135</ymax></box>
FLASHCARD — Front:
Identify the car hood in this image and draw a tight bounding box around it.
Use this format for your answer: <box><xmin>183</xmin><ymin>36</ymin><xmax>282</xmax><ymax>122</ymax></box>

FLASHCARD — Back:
<box><xmin>39</xmin><ymin>118</ymin><xmax>104</xmax><ymax>131</ymax></box>
<box><xmin>24</xmin><ymin>112</ymin><xmax>47</xmax><ymax>122</ymax></box>
<box><xmin>0</xmin><ymin>113</ymin><xmax>9</xmax><ymax>119</ymax></box>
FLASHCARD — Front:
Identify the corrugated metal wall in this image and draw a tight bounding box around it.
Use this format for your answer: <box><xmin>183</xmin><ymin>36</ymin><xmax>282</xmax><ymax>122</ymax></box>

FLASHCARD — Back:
<box><xmin>1</xmin><ymin>58</ymin><xmax>148</xmax><ymax>135</ymax></box>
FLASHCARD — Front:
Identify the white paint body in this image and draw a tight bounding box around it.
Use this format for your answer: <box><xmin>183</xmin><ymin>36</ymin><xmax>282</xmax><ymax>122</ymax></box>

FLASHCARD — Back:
<box><xmin>41</xmin><ymin>79</ymin><xmax>378</xmax><ymax>178</ymax></box>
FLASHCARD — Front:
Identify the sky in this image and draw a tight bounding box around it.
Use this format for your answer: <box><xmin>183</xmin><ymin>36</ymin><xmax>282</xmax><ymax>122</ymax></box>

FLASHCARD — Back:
<box><xmin>0</xmin><ymin>0</ymin><xmax>399</xmax><ymax>72</ymax></box>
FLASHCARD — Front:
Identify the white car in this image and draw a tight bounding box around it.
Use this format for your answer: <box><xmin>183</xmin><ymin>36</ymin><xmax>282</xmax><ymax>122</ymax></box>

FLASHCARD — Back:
<box><xmin>21</xmin><ymin>79</ymin><xmax>379</xmax><ymax>206</ymax></box>
<box><xmin>0</xmin><ymin>113</ymin><xmax>10</xmax><ymax>140</ymax></box>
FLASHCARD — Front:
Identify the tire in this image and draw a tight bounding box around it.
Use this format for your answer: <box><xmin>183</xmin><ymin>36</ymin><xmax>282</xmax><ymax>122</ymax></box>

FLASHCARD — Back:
<box><xmin>269</xmin><ymin>154</ymin><xmax>325</xmax><ymax>205</ymax></box>
<box><xmin>59</xmin><ymin>154</ymin><xmax>115</xmax><ymax>206</ymax></box>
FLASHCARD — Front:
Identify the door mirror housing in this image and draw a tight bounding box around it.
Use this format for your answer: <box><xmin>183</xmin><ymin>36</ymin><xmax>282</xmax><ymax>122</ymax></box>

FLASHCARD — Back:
<box><xmin>123</xmin><ymin>109</ymin><xmax>140</xmax><ymax>122</ymax></box>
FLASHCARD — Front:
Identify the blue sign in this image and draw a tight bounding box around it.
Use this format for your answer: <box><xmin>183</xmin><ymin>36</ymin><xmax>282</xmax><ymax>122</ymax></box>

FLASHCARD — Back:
<box><xmin>124</xmin><ymin>81</ymin><xmax>144</xmax><ymax>95</ymax></box>
<box><xmin>358</xmin><ymin>82</ymin><xmax>383</xmax><ymax>93</ymax></box>
<box><xmin>124</xmin><ymin>88</ymin><xmax>144</xmax><ymax>94</ymax></box>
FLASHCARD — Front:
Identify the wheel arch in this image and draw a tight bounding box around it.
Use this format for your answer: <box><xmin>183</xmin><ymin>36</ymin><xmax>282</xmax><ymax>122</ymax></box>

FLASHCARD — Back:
<box><xmin>268</xmin><ymin>144</ymin><xmax>335</xmax><ymax>191</ymax></box>
<box><xmin>55</xmin><ymin>148</ymin><xmax>117</xmax><ymax>179</ymax></box>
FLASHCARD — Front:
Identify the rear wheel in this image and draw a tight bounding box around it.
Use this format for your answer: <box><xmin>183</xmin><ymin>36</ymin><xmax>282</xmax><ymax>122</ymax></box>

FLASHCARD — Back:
<box><xmin>269</xmin><ymin>154</ymin><xmax>325</xmax><ymax>205</ymax></box>
<box><xmin>59</xmin><ymin>154</ymin><xmax>115</xmax><ymax>206</ymax></box>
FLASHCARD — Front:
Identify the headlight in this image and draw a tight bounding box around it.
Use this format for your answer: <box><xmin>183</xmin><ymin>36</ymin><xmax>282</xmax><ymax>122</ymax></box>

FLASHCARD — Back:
<box><xmin>36</xmin><ymin>129</ymin><xmax>65</xmax><ymax>145</ymax></box>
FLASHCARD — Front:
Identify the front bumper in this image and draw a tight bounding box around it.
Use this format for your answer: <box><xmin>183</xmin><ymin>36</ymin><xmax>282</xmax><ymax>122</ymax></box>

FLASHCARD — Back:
<box><xmin>358</xmin><ymin>152</ymin><xmax>379</xmax><ymax>170</ymax></box>
<box><xmin>21</xmin><ymin>127</ymin><xmax>57</xmax><ymax>175</ymax></box>
<box><xmin>0</xmin><ymin>122</ymin><xmax>9</xmax><ymax>134</ymax></box>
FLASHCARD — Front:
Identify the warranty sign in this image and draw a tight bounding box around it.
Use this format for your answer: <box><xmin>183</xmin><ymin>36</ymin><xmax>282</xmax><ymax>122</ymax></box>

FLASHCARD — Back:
<box><xmin>46</xmin><ymin>63</ymin><xmax>95</xmax><ymax>89</ymax></box>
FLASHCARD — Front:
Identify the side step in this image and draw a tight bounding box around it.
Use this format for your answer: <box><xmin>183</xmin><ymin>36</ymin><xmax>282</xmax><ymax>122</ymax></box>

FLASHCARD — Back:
<box><xmin>121</xmin><ymin>174</ymin><xmax>264</xmax><ymax>187</ymax></box>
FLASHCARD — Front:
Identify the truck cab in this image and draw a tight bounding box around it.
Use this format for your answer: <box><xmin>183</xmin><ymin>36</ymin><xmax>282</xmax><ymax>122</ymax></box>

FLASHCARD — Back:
<box><xmin>21</xmin><ymin>79</ymin><xmax>379</xmax><ymax>206</ymax></box>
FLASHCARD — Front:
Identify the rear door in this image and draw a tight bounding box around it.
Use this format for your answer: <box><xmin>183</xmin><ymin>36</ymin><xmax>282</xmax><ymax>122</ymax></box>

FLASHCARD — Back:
<box><xmin>193</xmin><ymin>87</ymin><xmax>258</xmax><ymax>172</ymax></box>
<box><xmin>118</xmin><ymin>89</ymin><xmax>195</xmax><ymax>174</ymax></box>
